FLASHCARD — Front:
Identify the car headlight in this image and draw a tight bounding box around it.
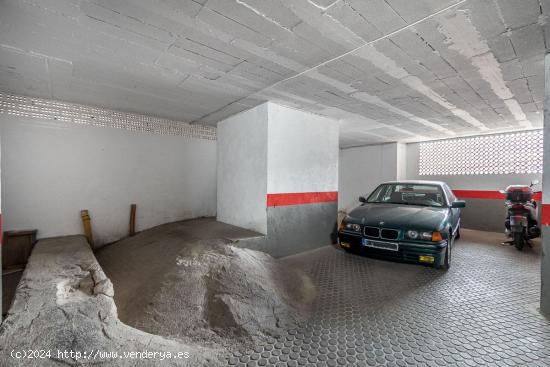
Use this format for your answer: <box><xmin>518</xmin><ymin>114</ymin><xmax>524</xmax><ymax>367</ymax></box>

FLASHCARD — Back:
<box><xmin>406</xmin><ymin>230</ymin><xmax>440</xmax><ymax>241</ymax></box>
<box><xmin>406</xmin><ymin>230</ymin><xmax>419</xmax><ymax>239</ymax></box>
<box><xmin>344</xmin><ymin>223</ymin><xmax>361</xmax><ymax>232</ymax></box>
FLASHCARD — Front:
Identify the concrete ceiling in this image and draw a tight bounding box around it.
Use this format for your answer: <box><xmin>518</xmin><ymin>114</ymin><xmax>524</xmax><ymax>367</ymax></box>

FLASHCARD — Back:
<box><xmin>0</xmin><ymin>0</ymin><xmax>548</xmax><ymax>147</ymax></box>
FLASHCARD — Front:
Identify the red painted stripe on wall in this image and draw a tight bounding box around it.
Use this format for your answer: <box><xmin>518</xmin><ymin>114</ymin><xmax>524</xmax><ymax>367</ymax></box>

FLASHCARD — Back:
<box><xmin>453</xmin><ymin>189</ymin><xmax>542</xmax><ymax>201</ymax></box>
<box><xmin>267</xmin><ymin>191</ymin><xmax>338</xmax><ymax>207</ymax></box>
<box><xmin>542</xmin><ymin>204</ymin><xmax>550</xmax><ymax>226</ymax></box>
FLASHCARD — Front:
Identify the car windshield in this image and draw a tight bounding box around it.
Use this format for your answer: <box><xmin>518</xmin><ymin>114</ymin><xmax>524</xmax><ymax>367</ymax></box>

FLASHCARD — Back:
<box><xmin>367</xmin><ymin>183</ymin><xmax>446</xmax><ymax>207</ymax></box>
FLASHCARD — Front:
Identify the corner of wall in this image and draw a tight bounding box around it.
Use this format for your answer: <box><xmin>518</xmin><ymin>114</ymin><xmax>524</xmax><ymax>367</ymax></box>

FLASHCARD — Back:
<box><xmin>216</xmin><ymin>103</ymin><xmax>269</xmax><ymax>235</ymax></box>
<box><xmin>396</xmin><ymin>142</ymin><xmax>407</xmax><ymax>180</ymax></box>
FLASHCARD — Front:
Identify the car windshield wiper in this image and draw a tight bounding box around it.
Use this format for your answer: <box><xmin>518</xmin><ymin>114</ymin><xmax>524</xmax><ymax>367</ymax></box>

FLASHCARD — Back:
<box><xmin>370</xmin><ymin>200</ymin><xmax>442</xmax><ymax>207</ymax></box>
<box><xmin>369</xmin><ymin>201</ymin><xmax>405</xmax><ymax>204</ymax></box>
<box><xmin>408</xmin><ymin>203</ymin><xmax>442</xmax><ymax>207</ymax></box>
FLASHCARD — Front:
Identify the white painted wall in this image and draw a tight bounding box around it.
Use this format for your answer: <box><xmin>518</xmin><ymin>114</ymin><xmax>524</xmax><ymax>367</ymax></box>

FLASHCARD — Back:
<box><xmin>267</xmin><ymin>103</ymin><xmax>339</xmax><ymax>194</ymax></box>
<box><xmin>406</xmin><ymin>142</ymin><xmax>542</xmax><ymax>232</ymax></box>
<box><xmin>0</xmin><ymin>129</ymin><xmax>2</xmax><ymax>315</ymax></box>
<box><xmin>338</xmin><ymin>143</ymin><xmax>402</xmax><ymax>212</ymax></box>
<box><xmin>540</xmin><ymin>53</ymin><xmax>550</xmax><ymax>316</ymax></box>
<box><xmin>396</xmin><ymin>143</ymin><xmax>407</xmax><ymax>180</ymax></box>
<box><xmin>217</xmin><ymin>104</ymin><xmax>268</xmax><ymax>234</ymax></box>
<box><xmin>0</xmin><ymin>116</ymin><xmax>217</xmax><ymax>247</ymax></box>
<box><xmin>406</xmin><ymin>142</ymin><xmax>542</xmax><ymax>191</ymax></box>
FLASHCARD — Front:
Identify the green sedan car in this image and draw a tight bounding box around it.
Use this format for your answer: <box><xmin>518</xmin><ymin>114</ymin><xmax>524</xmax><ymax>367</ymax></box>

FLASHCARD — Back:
<box><xmin>338</xmin><ymin>181</ymin><xmax>465</xmax><ymax>270</ymax></box>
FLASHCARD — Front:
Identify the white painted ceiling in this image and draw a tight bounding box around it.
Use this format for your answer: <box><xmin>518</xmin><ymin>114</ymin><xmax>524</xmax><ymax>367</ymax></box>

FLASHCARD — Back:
<box><xmin>0</xmin><ymin>0</ymin><xmax>547</xmax><ymax>147</ymax></box>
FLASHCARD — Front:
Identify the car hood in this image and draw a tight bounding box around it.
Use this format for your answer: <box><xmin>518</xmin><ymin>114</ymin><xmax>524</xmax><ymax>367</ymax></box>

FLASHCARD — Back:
<box><xmin>348</xmin><ymin>203</ymin><xmax>448</xmax><ymax>230</ymax></box>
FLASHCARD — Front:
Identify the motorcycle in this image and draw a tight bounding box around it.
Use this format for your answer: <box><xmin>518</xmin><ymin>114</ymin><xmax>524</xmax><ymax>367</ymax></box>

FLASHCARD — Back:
<box><xmin>501</xmin><ymin>180</ymin><xmax>541</xmax><ymax>250</ymax></box>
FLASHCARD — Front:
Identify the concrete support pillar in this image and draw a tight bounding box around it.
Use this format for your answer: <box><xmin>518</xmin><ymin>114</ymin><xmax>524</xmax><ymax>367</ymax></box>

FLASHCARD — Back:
<box><xmin>217</xmin><ymin>104</ymin><xmax>269</xmax><ymax>235</ymax></box>
<box><xmin>217</xmin><ymin>102</ymin><xmax>339</xmax><ymax>257</ymax></box>
<box><xmin>0</xmin><ymin>137</ymin><xmax>2</xmax><ymax>318</ymax></box>
<box><xmin>541</xmin><ymin>54</ymin><xmax>550</xmax><ymax>316</ymax></box>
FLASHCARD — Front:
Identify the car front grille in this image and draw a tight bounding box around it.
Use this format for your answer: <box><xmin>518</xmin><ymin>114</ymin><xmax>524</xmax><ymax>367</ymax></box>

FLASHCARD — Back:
<box><xmin>364</xmin><ymin>227</ymin><xmax>399</xmax><ymax>240</ymax></box>
<box><xmin>364</xmin><ymin>226</ymin><xmax>380</xmax><ymax>238</ymax></box>
<box><xmin>381</xmin><ymin>229</ymin><xmax>399</xmax><ymax>240</ymax></box>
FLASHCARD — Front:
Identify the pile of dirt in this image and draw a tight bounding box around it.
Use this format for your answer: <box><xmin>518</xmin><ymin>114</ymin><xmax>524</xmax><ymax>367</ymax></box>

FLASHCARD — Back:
<box><xmin>136</xmin><ymin>239</ymin><xmax>315</xmax><ymax>347</ymax></box>
<box><xmin>96</xmin><ymin>220</ymin><xmax>316</xmax><ymax>350</ymax></box>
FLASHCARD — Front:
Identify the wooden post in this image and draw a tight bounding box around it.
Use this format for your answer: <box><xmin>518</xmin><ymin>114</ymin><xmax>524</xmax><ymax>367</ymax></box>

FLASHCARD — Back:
<box><xmin>129</xmin><ymin>204</ymin><xmax>137</xmax><ymax>237</ymax></box>
<box><xmin>80</xmin><ymin>210</ymin><xmax>94</xmax><ymax>247</ymax></box>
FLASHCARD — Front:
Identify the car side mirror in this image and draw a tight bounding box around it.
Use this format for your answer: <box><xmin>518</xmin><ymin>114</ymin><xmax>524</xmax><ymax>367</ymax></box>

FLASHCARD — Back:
<box><xmin>359</xmin><ymin>196</ymin><xmax>367</xmax><ymax>203</ymax></box>
<box><xmin>451</xmin><ymin>200</ymin><xmax>466</xmax><ymax>208</ymax></box>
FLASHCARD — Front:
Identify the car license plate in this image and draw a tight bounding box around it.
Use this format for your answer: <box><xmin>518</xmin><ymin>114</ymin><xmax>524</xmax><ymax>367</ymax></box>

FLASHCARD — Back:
<box><xmin>362</xmin><ymin>238</ymin><xmax>399</xmax><ymax>251</ymax></box>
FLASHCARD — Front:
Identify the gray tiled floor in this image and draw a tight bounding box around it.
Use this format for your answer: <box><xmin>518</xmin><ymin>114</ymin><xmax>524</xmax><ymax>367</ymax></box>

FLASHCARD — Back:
<box><xmin>228</xmin><ymin>229</ymin><xmax>550</xmax><ymax>366</ymax></box>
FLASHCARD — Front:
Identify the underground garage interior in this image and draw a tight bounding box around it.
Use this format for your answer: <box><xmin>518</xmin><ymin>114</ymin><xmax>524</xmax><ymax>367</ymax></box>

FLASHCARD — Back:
<box><xmin>1</xmin><ymin>0</ymin><xmax>550</xmax><ymax>366</ymax></box>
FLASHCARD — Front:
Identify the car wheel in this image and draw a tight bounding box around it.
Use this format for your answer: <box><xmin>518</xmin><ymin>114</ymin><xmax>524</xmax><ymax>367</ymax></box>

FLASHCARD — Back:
<box><xmin>439</xmin><ymin>234</ymin><xmax>452</xmax><ymax>271</ymax></box>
